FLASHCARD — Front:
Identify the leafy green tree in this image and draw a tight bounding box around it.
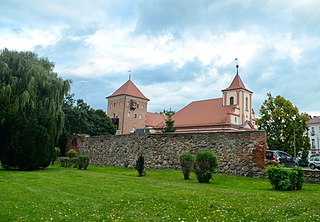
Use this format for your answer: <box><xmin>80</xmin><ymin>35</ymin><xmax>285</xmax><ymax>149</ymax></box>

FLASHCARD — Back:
<box><xmin>58</xmin><ymin>94</ymin><xmax>116</xmax><ymax>153</ymax></box>
<box><xmin>0</xmin><ymin>49</ymin><xmax>70</xmax><ymax>170</ymax></box>
<box><xmin>257</xmin><ymin>93</ymin><xmax>310</xmax><ymax>157</ymax></box>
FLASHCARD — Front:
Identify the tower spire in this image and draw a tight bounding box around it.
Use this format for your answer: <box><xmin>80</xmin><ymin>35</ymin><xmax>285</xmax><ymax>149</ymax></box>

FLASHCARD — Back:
<box><xmin>128</xmin><ymin>70</ymin><xmax>131</xmax><ymax>80</ymax></box>
<box><xmin>235</xmin><ymin>58</ymin><xmax>239</xmax><ymax>75</ymax></box>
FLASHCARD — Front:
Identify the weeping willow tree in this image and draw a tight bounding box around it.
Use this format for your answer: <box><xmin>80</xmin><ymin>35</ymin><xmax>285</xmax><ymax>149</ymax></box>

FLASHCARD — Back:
<box><xmin>0</xmin><ymin>49</ymin><xmax>70</xmax><ymax>170</ymax></box>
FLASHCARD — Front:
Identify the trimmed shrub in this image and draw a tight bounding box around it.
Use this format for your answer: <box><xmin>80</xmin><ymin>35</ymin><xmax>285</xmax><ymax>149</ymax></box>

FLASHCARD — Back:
<box><xmin>60</xmin><ymin>157</ymin><xmax>72</xmax><ymax>167</ymax></box>
<box><xmin>67</xmin><ymin>149</ymin><xmax>77</xmax><ymax>158</ymax></box>
<box><xmin>179</xmin><ymin>153</ymin><xmax>194</xmax><ymax>180</ymax></box>
<box><xmin>78</xmin><ymin>155</ymin><xmax>90</xmax><ymax>170</ymax></box>
<box><xmin>194</xmin><ymin>151</ymin><xmax>219</xmax><ymax>183</ymax></box>
<box><xmin>135</xmin><ymin>155</ymin><xmax>145</xmax><ymax>177</ymax></box>
<box><xmin>267</xmin><ymin>166</ymin><xmax>304</xmax><ymax>191</ymax></box>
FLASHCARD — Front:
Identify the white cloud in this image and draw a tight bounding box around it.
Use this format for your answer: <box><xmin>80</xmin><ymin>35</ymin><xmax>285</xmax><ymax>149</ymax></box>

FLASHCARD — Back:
<box><xmin>0</xmin><ymin>26</ymin><xmax>66</xmax><ymax>51</ymax></box>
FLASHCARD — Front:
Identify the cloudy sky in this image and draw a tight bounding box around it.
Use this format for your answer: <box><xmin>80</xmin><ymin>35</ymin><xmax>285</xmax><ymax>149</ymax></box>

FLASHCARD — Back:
<box><xmin>1</xmin><ymin>0</ymin><xmax>319</xmax><ymax>116</ymax></box>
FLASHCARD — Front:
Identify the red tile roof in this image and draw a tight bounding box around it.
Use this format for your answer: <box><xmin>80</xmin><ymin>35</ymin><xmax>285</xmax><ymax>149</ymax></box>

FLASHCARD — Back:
<box><xmin>309</xmin><ymin>116</ymin><xmax>320</xmax><ymax>124</ymax></box>
<box><xmin>146</xmin><ymin>112</ymin><xmax>166</xmax><ymax>127</ymax></box>
<box><xmin>107</xmin><ymin>80</ymin><xmax>149</xmax><ymax>100</ymax></box>
<box><xmin>222</xmin><ymin>74</ymin><xmax>252</xmax><ymax>93</ymax></box>
<box><xmin>172</xmin><ymin>98</ymin><xmax>236</xmax><ymax>127</ymax></box>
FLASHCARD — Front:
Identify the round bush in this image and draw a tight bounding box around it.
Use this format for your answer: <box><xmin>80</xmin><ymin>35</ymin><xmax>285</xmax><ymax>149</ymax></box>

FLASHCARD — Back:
<box><xmin>194</xmin><ymin>151</ymin><xmax>219</xmax><ymax>183</ymax></box>
<box><xmin>179</xmin><ymin>153</ymin><xmax>194</xmax><ymax>180</ymax></box>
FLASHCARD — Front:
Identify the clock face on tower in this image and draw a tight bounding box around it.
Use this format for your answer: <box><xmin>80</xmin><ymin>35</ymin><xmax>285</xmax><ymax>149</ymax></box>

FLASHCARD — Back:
<box><xmin>130</xmin><ymin>100</ymin><xmax>137</xmax><ymax>111</ymax></box>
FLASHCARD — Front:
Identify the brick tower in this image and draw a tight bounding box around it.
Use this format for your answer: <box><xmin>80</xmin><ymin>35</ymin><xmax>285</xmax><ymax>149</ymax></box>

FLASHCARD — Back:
<box><xmin>106</xmin><ymin>80</ymin><xmax>149</xmax><ymax>135</ymax></box>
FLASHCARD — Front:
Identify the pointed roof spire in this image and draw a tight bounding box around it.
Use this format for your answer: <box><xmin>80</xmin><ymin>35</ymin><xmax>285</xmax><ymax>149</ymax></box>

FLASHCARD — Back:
<box><xmin>235</xmin><ymin>58</ymin><xmax>239</xmax><ymax>75</ymax></box>
<box><xmin>107</xmin><ymin>80</ymin><xmax>149</xmax><ymax>100</ymax></box>
<box><xmin>222</xmin><ymin>59</ymin><xmax>252</xmax><ymax>93</ymax></box>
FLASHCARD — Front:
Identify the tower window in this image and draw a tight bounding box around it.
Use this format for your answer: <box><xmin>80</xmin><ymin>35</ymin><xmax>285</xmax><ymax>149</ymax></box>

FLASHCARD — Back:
<box><xmin>245</xmin><ymin>97</ymin><xmax>248</xmax><ymax>111</ymax></box>
<box><xmin>230</xmin><ymin>97</ymin><xmax>234</xmax><ymax>105</ymax></box>
<box><xmin>235</xmin><ymin>117</ymin><xmax>237</xmax><ymax>123</ymax></box>
<box><xmin>134</xmin><ymin>114</ymin><xmax>137</xmax><ymax>119</ymax></box>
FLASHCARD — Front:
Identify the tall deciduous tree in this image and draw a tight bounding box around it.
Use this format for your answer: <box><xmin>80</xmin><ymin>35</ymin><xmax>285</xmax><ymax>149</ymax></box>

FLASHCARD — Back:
<box><xmin>0</xmin><ymin>49</ymin><xmax>70</xmax><ymax>170</ymax></box>
<box><xmin>257</xmin><ymin>92</ymin><xmax>310</xmax><ymax>156</ymax></box>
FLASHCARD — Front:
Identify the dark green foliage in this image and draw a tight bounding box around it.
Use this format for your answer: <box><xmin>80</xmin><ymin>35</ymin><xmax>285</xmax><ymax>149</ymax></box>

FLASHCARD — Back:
<box><xmin>194</xmin><ymin>151</ymin><xmax>219</xmax><ymax>183</ymax></box>
<box><xmin>0</xmin><ymin>49</ymin><xmax>70</xmax><ymax>170</ymax></box>
<box><xmin>179</xmin><ymin>153</ymin><xmax>194</xmax><ymax>180</ymax></box>
<box><xmin>257</xmin><ymin>92</ymin><xmax>310</xmax><ymax>156</ymax></box>
<box><xmin>298</xmin><ymin>149</ymin><xmax>309</xmax><ymax>167</ymax></box>
<box><xmin>135</xmin><ymin>155</ymin><xmax>145</xmax><ymax>176</ymax></box>
<box><xmin>267</xmin><ymin>166</ymin><xmax>304</xmax><ymax>191</ymax></box>
<box><xmin>78</xmin><ymin>155</ymin><xmax>90</xmax><ymax>170</ymax></box>
<box><xmin>58</xmin><ymin>94</ymin><xmax>116</xmax><ymax>153</ymax></box>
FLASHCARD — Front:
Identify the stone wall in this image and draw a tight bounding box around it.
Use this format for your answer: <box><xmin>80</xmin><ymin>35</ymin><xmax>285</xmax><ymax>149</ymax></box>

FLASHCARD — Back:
<box><xmin>303</xmin><ymin>169</ymin><xmax>320</xmax><ymax>183</ymax></box>
<box><xmin>73</xmin><ymin>131</ymin><xmax>268</xmax><ymax>178</ymax></box>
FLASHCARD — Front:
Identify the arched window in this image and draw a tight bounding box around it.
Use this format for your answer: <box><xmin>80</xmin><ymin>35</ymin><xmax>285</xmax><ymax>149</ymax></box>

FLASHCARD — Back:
<box><xmin>230</xmin><ymin>97</ymin><xmax>234</xmax><ymax>105</ymax></box>
<box><xmin>245</xmin><ymin>97</ymin><xmax>248</xmax><ymax>111</ymax></box>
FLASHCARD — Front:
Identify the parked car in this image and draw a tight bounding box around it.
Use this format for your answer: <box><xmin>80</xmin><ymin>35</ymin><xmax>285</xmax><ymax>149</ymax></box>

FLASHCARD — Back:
<box><xmin>308</xmin><ymin>156</ymin><xmax>320</xmax><ymax>170</ymax></box>
<box><xmin>266</xmin><ymin>150</ymin><xmax>298</xmax><ymax>168</ymax></box>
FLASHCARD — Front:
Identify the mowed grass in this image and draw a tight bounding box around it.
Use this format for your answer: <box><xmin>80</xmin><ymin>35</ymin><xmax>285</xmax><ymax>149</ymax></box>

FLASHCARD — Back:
<box><xmin>0</xmin><ymin>165</ymin><xmax>320</xmax><ymax>222</ymax></box>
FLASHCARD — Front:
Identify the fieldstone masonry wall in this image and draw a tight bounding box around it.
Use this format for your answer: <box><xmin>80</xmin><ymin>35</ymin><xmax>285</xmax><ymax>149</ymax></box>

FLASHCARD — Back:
<box><xmin>73</xmin><ymin>131</ymin><xmax>268</xmax><ymax>178</ymax></box>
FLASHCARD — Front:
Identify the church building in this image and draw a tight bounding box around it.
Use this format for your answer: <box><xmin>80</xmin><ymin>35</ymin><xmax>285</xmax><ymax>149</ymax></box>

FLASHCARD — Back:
<box><xmin>106</xmin><ymin>66</ymin><xmax>257</xmax><ymax>134</ymax></box>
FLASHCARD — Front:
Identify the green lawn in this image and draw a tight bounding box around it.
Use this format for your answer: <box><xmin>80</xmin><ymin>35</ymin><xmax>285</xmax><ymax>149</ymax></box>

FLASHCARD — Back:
<box><xmin>0</xmin><ymin>164</ymin><xmax>319</xmax><ymax>222</ymax></box>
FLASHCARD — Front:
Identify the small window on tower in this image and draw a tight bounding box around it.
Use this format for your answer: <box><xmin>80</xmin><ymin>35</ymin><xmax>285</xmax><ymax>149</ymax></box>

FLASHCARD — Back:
<box><xmin>139</xmin><ymin>115</ymin><xmax>142</xmax><ymax>120</ymax></box>
<box><xmin>135</xmin><ymin>114</ymin><xmax>137</xmax><ymax>119</ymax></box>
<box><xmin>142</xmin><ymin>105</ymin><xmax>144</xmax><ymax>110</ymax></box>
<box><xmin>230</xmin><ymin>97</ymin><xmax>234</xmax><ymax>105</ymax></box>
<box><xmin>235</xmin><ymin>117</ymin><xmax>237</xmax><ymax>123</ymax></box>
<box><xmin>137</xmin><ymin>104</ymin><xmax>139</xmax><ymax>108</ymax></box>
<box><xmin>128</xmin><ymin>112</ymin><xmax>131</xmax><ymax>118</ymax></box>
<box><xmin>245</xmin><ymin>97</ymin><xmax>249</xmax><ymax>111</ymax></box>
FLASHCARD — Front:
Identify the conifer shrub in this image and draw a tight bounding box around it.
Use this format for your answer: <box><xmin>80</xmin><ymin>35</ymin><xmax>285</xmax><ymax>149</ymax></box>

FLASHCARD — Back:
<box><xmin>78</xmin><ymin>155</ymin><xmax>90</xmax><ymax>170</ymax></box>
<box><xmin>267</xmin><ymin>166</ymin><xmax>304</xmax><ymax>191</ymax></box>
<box><xmin>194</xmin><ymin>151</ymin><xmax>219</xmax><ymax>183</ymax></box>
<box><xmin>179</xmin><ymin>153</ymin><xmax>194</xmax><ymax>180</ymax></box>
<box><xmin>135</xmin><ymin>155</ymin><xmax>145</xmax><ymax>176</ymax></box>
